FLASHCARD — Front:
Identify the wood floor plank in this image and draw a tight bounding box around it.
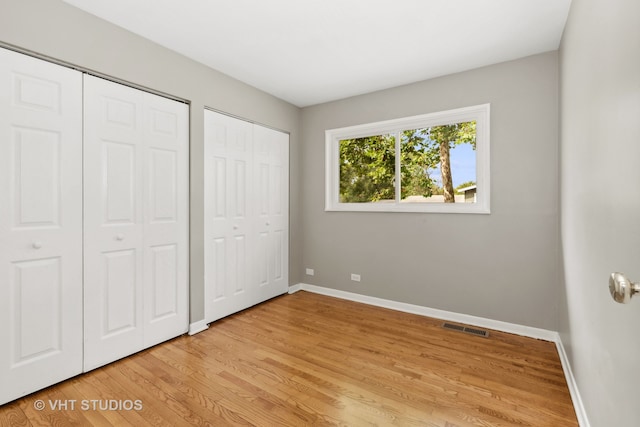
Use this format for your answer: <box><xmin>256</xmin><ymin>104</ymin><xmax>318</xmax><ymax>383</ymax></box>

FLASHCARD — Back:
<box><xmin>65</xmin><ymin>373</ymin><xmax>149</xmax><ymax>427</ymax></box>
<box><xmin>0</xmin><ymin>291</ymin><xmax>578</xmax><ymax>426</ymax></box>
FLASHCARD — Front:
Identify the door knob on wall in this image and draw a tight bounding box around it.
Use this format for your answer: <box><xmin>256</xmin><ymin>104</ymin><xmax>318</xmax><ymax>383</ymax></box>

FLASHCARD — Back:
<box><xmin>609</xmin><ymin>272</ymin><xmax>640</xmax><ymax>304</ymax></box>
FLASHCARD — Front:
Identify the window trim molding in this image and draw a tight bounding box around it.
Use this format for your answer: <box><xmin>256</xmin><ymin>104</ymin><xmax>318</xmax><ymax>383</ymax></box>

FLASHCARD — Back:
<box><xmin>325</xmin><ymin>103</ymin><xmax>490</xmax><ymax>214</ymax></box>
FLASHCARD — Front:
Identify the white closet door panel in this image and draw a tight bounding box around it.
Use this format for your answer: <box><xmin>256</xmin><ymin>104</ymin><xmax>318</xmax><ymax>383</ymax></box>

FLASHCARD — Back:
<box><xmin>83</xmin><ymin>76</ymin><xmax>189</xmax><ymax>370</ymax></box>
<box><xmin>142</xmin><ymin>92</ymin><xmax>189</xmax><ymax>348</ymax></box>
<box><xmin>204</xmin><ymin>110</ymin><xmax>289</xmax><ymax>324</ymax></box>
<box><xmin>83</xmin><ymin>76</ymin><xmax>144</xmax><ymax>371</ymax></box>
<box><xmin>0</xmin><ymin>48</ymin><xmax>83</xmax><ymax>405</ymax></box>
<box><xmin>253</xmin><ymin>125</ymin><xmax>289</xmax><ymax>303</ymax></box>
<box><xmin>204</xmin><ymin>110</ymin><xmax>253</xmax><ymax>322</ymax></box>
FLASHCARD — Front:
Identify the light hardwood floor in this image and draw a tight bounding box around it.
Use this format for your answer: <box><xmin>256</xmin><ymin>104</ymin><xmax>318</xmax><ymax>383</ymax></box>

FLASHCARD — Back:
<box><xmin>0</xmin><ymin>291</ymin><xmax>578</xmax><ymax>426</ymax></box>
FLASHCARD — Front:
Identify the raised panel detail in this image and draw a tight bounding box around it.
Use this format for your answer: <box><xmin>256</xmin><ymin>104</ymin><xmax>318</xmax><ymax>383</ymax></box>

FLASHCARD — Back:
<box><xmin>212</xmin><ymin>238</ymin><xmax>226</xmax><ymax>301</ymax></box>
<box><xmin>12</xmin><ymin>73</ymin><xmax>60</xmax><ymax>112</ymax></box>
<box><xmin>103</xmin><ymin>250</ymin><xmax>137</xmax><ymax>337</ymax></box>
<box><xmin>105</xmin><ymin>97</ymin><xmax>136</xmax><ymax>128</ymax></box>
<box><xmin>150</xmin><ymin>245</ymin><xmax>177</xmax><ymax>321</ymax></box>
<box><xmin>13</xmin><ymin>127</ymin><xmax>60</xmax><ymax>228</ymax></box>
<box><xmin>151</xmin><ymin>109</ymin><xmax>177</xmax><ymax>136</ymax></box>
<box><xmin>11</xmin><ymin>258</ymin><xmax>61</xmax><ymax>366</ymax></box>
<box><xmin>273</xmin><ymin>230</ymin><xmax>284</xmax><ymax>281</ymax></box>
<box><xmin>258</xmin><ymin>232</ymin><xmax>269</xmax><ymax>286</ymax></box>
<box><xmin>259</xmin><ymin>164</ymin><xmax>269</xmax><ymax>215</ymax></box>
<box><xmin>213</xmin><ymin>124</ymin><xmax>226</xmax><ymax>148</ymax></box>
<box><xmin>272</xmin><ymin>165</ymin><xmax>282</xmax><ymax>215</ymax></box>
<box><xmin>232</xmin><ymin>128</ymin><xmax>247</xmax><ymax>151</ymax></box>
<box><xmin>234</xmin><ymin>235</ymin><xmax>246</xmax><ymax>294</ymax></box>
<box><xmin>150</xmin><ymin>149</ymin><xmax>177</xmax><ymax>222</ymax></box>
<box><xmin>234</xmin><ymin>160</ymin><xmax>246</xmax><ymax>218</ymax></box>
<box><xmin>255</xmin><ymin>136</ymin><xmax>267</xmax><ymax>154</ymax></box>
<box><xmin>214</xmin><ymin>157</ymin><xmax>226</xmax><ymax>218</ymax></box>
<box><xmin>104</xmin><ymin>141</ymin><xmax>135</xmax><ymax>224</ymax></box>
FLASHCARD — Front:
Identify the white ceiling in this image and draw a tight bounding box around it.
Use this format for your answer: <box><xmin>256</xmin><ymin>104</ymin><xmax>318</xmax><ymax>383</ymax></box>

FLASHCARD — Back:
<box><xmin>62</xmin><ymin>0</ymin><xmax>571</xmax><ymax>107</ymax></box>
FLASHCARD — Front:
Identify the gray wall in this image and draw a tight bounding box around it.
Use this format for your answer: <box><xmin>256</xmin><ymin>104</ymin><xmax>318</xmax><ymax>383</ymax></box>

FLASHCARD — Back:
<box><xmin>5</xmin><ymin>1</ymin><xmax>638</xmax><ymax>423</ymax></box>
<box><xmin>301</xmin><ymin>52</ymin><xmax>560</xmax><ymax>330</ymax></box>
<box><xmin>559</xmin><ymin>0</ymin><xmax>640</xmax><ymax>425</ymax></box>
<box><xmin>0</xmin><ymin>0</ymin><xmax>302</xmax><ymax>323</ymax></box>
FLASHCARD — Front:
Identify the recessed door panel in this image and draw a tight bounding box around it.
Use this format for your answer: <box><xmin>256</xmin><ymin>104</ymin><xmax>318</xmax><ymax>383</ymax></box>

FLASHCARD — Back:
<box><xmin>13</xmin><ymin>72</ymin><xmax>61</xmax><ymax>113</ymax></box>
<box><xmin>12</xmin><ymin>127</ymin><xmax>60</xmax><ymax>228</ymax></box>
<box><xmin>213</xmin><ymin>157</ymin><xmax>227</xmax><ymax>218</ymax></box>
<box><xmin>257</xmin><ymin>232</ymin><xmax>269</xmax><ymax>286</ymax></box>
<box><xmin>150</xmin><ymin>244</ymin><xmax>178</xmax><ymax>321</ymax></box>
<box><xmin>150</xmin><ymin>108</ymin><xmax>177</xmax><ymax>137</ymax></box>
<box><xmin>104</xmin><ymin>141</ymin><xmax>136</xmax><ymax>224</ymax></box>
<box><xmin>234</xmin><ymin>160</ymin><xmax>247</xmax><ymax>218</ymax></box>
<box><xmin>273</xmin><ymin>230</ymin><xmax>284</xmax><ymax>281</ymax></box>
<box><xmin>11</xmin><ymin>257</ymin><xmax>61</xmax><ymax>365</ymax></box>
<box><xmin>234</xmin><ymin>235</ymin><xmax>247</xmax><ymax>294</ymax></box>
<box><xmin>149</xmin><ymin>148</ymin><xmax>177</xmax><ymax>223</ymax></box>
<box><xmin>105</xmin><ymin>97</ymin><xmax>136</xmax><ymax>129</ymax></box>
<box><xmin>211</xmin><ymin>237</ymin><xmax>226</xmax><ymax>301</ymax></box>
<box><xmin>0</xmin><ymin>47</ymin><xmax>83</xmax><ymax>405</ymax></box>
<box><xmin>272</xmin><ymin>165</ymin><xmax>283</xmax><ymax>216</ymax></box>
<box><xmin>231</xmin><ymin>126</ymin><xmax>248</xmax><ymax>152</ymax></box>
<box><xmin>258</xmin><ymin>163</ymin><xmax>269</xmax><ymax>216</ymax></box>
<box><xmin>103</xmin><ymin>250</ymin><xmax>137</xmax><ymax>336</ymax></box>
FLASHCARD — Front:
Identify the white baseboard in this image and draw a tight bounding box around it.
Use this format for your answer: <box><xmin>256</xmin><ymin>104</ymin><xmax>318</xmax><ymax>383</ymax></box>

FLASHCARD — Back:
<box><xmin>295</xmin><ymin>283</ymin><xmax>556</xmax><ymax>341</ymax></box>
<box><xmin>188</xmin><ymin>319</ymin><xmax>209</xmax><ymax>336</ymax></box>
<box><xmin>293</xmin><ymin>282</ymin><xmax>590</xmax><ymax>426</ymax></box>
<box><xmin>288</xmin><ymin>283</ymin><xmax>302</xmax><ymax>294</ymax></box>
<box><xmin>555</xmin><ymin>337</ymin><xmax>591</xmax><ymax>427</ymax></box>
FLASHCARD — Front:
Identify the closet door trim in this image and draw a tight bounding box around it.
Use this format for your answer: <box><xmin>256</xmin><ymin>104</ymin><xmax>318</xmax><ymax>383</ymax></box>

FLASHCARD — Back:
<box><xmin>0</xmin><ymin>42</ymin><xmax>189</xmax><ymax>105</ymax></box>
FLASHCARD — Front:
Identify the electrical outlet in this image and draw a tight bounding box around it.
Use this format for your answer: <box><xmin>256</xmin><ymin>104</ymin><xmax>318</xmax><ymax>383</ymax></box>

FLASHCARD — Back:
<box><xmin>351</xmin><ymin>273</ymin><xmax>361</xmax><ymax>282</ymax></box>
<box><xmin>306</xmin><ymin>268</ymin><xmax>315</xmax><ymax>276</ymax></box>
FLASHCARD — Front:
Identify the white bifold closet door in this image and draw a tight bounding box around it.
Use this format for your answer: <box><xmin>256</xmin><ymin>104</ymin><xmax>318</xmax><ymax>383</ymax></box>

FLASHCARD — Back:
<box><xmin>0</xmin><ymin>50</ymin><xmax>83</xmax><ymax>404</ymax></box>
<box><xmin>204</xmin><ymin>110</ymin><xmax>289</xmax><ymax>323</ymax></box>
<box><xmin>83</xmin><ymin>75</ymin><xmax>189</xmax><ymax>371</ymax></box>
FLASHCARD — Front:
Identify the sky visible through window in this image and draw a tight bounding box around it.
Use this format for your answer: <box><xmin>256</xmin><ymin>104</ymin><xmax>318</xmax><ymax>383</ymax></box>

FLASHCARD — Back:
<box><xmin>327</xmin><ymin>103</ymin><xmax>489</xmax><ymax>212</ymax></box>
<box><xmin>431</xmin><ymin>142</ymin><xmax>476</xmax><ymax>188</ymax></box>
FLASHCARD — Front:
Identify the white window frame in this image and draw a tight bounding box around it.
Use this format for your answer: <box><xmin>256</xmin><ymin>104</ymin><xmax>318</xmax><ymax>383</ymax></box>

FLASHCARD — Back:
<box><xmin>325</xmin><ymin>104</ymin><xmax>490</xmax><ymax>214</ymax></box>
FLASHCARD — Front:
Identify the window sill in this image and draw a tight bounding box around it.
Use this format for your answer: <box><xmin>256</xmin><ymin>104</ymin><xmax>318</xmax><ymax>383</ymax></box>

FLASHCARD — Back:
<box><xmin>325</xmin><ymin>202</ymin><xmax>490</xmax><ymax>214</ymax></box>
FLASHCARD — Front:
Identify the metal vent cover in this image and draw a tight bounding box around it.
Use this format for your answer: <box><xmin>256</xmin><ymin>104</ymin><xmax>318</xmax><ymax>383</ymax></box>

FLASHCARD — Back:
<box><xmin>442</xmin><ymin>322</ymin><xmax>489</xmax><ymax>338</ymax></box>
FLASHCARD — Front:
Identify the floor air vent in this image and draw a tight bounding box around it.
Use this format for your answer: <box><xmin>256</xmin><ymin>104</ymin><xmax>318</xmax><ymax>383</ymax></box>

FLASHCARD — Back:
<box><xmin>442</xmin><ymin>322</ymin><xmax>489</xmax><ymax>338</ymax></box>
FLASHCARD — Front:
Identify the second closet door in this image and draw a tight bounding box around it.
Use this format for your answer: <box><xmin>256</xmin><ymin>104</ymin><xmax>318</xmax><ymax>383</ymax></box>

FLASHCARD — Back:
<box><xmin>204</xmin><ymin>110</ymin><xmax>289</xmax><ymax>323</ymax></box>
<box><xmin>83</xmin><ymin>76</ymin><xmax>189</xmax><ymax>371</ymax></box>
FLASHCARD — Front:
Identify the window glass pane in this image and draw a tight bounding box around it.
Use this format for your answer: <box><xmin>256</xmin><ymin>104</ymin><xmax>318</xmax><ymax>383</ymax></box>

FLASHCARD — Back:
<box><xmin>400</xmin><ymin>121</ymin><xmax>476</xmax><ymax>203</ymax></box>
<box><xmin>326</xmin><ymin>104</ymin><xmax>489</xmax><ymax>213</ymax></box>
<box><xmin>339</xmin><ymin>134</ymin><xmax>395</xmax><ymax>203</ymax></box>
